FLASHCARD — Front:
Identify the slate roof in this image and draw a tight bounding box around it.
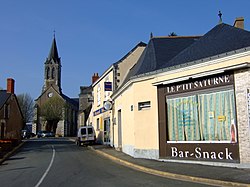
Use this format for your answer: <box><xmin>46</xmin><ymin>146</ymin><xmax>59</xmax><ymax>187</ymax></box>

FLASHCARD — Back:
<box><xmin>47</xmin><ymin>37</ymin><xmax>60</xmax><ymax>62</ymax></box>
<box><xmin>61</xmin><ymin>94</ymin><xmax>79</xmax><ymax>108</ymax></box>
<box><xmin>163</xmin><ymin>23</ymin><xmax>250</xmax><ymax>69</ymax></box>
<box><xmin>0</xmin><ymin>90</ymin><xmax>10</xmax><ymax>109</ymax></box>
<box><xmin>121</xmin><ymin>36</ymin><xmax>199</xmax><ymax>85</ymax></box>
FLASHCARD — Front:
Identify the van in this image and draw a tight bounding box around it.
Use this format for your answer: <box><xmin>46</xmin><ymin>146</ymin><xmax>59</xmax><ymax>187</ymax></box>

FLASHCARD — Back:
<box><xmin>76</xmin><ymin>126</ymin><xmax>96</xmax><ymax>146</ymax></box>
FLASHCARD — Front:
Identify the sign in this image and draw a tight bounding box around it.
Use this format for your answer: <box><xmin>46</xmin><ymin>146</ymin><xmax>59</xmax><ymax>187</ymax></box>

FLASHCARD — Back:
<box><xmin>103</xmin><ymin>101</ymin><xmax>112</xmax><ymax>110</ymax></box>
<box><xmin>164</xmin><ymin>73</ymin><xmax>233</xmax><ymax>95</ymax></box>
<box><xmin>93</xmin><ymin>107</ymin><xmax>107</xmax><ymax>116</ymax></box>
<box><xmin>104</xmin><ymin>82</ymin><xmax>112</xmax><ymax>91</ymax></box>
<box><xmin>166</xmin><ymin>143</ymin><xmax>239</xmax><ymax>163</ymax></box>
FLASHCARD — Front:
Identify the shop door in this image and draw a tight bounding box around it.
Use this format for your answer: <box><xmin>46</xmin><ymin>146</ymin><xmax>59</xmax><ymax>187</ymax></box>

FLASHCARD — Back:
<box><xmin>104</xmin><ymin>118</ymin><xmax>110</xmax><ymax>145</ymax></box>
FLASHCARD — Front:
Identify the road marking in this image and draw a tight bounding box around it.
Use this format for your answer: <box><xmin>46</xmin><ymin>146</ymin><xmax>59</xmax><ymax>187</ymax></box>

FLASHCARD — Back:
<box><xmin>35</xmin><ymin>145</ymin><xmax>55</xmax><ymax>187</ymax></box>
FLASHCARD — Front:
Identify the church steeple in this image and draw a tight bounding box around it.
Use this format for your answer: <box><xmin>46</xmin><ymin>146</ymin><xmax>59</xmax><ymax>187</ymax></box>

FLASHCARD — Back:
<box><xmin>42</xmin><ymin>35</ymin><xmax>62</xmax><ymax>93</ymax></box>
<box><xmin>48</xmin><ymin>35</ymin><xmax>59</xmax><ymax>61</ymax></box>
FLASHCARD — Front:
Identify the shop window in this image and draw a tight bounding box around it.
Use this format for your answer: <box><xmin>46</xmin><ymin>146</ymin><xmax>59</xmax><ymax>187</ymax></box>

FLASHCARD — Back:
<box><xmin>166</xmin><ymin>90</ymin><xmax>236</xmax><ymax>142</ymax></box>
<box><xmin>138</xmin><ymin>101</ymin><xmax>151</xmax><ymax>111</ymax></box>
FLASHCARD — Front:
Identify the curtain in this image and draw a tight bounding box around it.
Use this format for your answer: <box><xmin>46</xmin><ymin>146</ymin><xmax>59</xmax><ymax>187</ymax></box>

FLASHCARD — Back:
<box><xmin>167</xmin><ymin>90</ymin><xmax>236</xmax><ymax>142</ymax></box>
<box><xmin>198</xmin><ymin>90</ymin><xmax>235</xmax><ymax>141</ymax></box>
<box><xmin>167</xmin><ymin>95</ymin><xmax>200</xmax><ymax>141</ymax></box>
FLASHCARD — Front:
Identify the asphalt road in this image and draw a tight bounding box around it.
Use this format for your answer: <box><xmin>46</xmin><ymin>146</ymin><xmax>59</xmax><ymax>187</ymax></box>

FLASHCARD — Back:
<box><xmin>0</xmin><ymin>138</ymin><xmax>213</xmax><ymax>187</ymax></box>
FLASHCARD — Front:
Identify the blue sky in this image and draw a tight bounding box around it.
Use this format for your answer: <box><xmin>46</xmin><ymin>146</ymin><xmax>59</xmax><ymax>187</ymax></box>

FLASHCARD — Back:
<box><xmin>1</xmin><ymin>0</ymin><xmax>250</xmax><ymax>99</ymax></box>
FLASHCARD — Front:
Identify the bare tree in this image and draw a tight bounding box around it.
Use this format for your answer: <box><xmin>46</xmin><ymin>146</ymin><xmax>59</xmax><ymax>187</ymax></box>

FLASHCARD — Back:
<box><xmin>40</xmin><ymin>96</ymin><xmax>65</xmax><ymax>133</ymax></box>
<box><xmin>17</xmin><ymin>93</ymin><xmax>34</xmax><ymax>129</ymax></box>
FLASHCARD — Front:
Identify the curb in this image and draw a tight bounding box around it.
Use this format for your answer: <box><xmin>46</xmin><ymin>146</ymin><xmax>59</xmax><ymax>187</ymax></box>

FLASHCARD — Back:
<box><xmin>0</xmin><ymin>141</ymin><xmax>25</xmax><ymax>165</ymax></box>
<box><xmin>89</xmin><ymin>146</ymin><xmax>249</xmax><ymax>187</ymax></box>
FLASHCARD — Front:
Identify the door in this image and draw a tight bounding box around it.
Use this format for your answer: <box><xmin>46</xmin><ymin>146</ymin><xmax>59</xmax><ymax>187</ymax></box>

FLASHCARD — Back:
<box><xmin>0</xmin><ymin>123</ymin><xmax>5</xmax><ymax>139</ymax></box>
<box><xmin>104</xmin><ymin>118</ymin><xmax>110</xmax><ymax>145</ymax></box>
<box><xmin>118</xmin><ymin>110</ymin><xmax>122</xmax><ymax>149</ymax></box>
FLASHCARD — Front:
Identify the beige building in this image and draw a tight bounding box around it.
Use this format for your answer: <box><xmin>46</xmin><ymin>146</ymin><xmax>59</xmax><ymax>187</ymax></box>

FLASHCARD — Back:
<box><xmin>111</xmin><ymin>18</ymin><xmax>250</xmax><ymax>166</ymax></box>
<box><xmin>88</xmin><ymin>42</ymin><xmax>146</xmax><ymax>145</ymax></box>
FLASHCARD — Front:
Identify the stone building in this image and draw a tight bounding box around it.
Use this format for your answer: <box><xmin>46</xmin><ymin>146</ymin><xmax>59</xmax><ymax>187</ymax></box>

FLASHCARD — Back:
<box><xmin>34</xmin><ymin>36</ymin><xmax>78</xmax><ymax>137</ymax></box>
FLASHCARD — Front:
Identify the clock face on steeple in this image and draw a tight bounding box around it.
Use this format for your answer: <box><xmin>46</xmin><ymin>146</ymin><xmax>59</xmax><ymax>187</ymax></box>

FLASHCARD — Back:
<box><xmin>48</xmin><ymin>92</ymin><xmax>53</xmax><ymax>98</ymax></box>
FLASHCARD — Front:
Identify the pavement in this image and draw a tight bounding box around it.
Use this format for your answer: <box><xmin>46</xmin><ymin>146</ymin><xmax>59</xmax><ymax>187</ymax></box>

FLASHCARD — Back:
<box><xmin>88</xmin><ymin>144</ymin><xmax>250</xmax><ymax>187</ymax></box>
<box><xmin>1</xmin><ymin>139</ymin><xmax>250</xmax><ymax>187</ymax></box>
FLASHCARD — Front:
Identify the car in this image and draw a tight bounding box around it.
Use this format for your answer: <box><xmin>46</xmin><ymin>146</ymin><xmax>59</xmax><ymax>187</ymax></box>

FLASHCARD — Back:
<box><xmin>37</xmin><ymin>130</ymin><xmax>55</xmax><ymax>138</ymax></box>
<box><xmin>76</xmin><ymin>126</ymin><xmax>96</xmax><ymax>146</ymax></box>
<box><xmin>21</xmin><ymin>130</ymin><xmax>31</xmax><ymax>139</ymax></box>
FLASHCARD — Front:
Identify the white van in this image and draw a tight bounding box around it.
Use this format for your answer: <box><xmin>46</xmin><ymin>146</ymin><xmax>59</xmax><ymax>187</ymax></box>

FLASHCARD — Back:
<box><xmin>76</xmin><ymin>126</ymin><xmax>96</xmax><ymax>146</ymax></box>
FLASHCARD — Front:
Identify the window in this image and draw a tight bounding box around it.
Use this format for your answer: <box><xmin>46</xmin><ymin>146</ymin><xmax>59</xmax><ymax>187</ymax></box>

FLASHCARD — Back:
<box><xmin>97</xmin><ymin>118</ymin><xmax>100</xmax><ymax>130</ymax></box>
<box><xmin>97</xmin><ymin>84</ymin><xmax>101</xmax><ymax>106</ymax></box>
<box><xmin>166</xmin><ymin>90</ymin><xmax>236</xmax><ymax>142</ymax></box>
<box><xmin>88</xmin><ymin>127</ymin><xmax>93</xmax><ymax>135</ymax></box>
<box><xmin>4</xmin><ymin>104</ymin><xmax>10</xmax><ymax>119</ymax></box>
<box><xmin>81</xmin><ymin>128</ymin><xmax>86</xmax><ymax>135</ymax></box>
<box><xmin>51</xmin><ymin>67</ymin><xmax>55</xmax><ymax>79</ymax></box>
<box><xmin>46</xmin><ymin>67</ymin><xmax>50</xmax><ymax>79</ymax></box>
<box><xmin>138</xmin><ymin>101</ymin><xmax>151</xmax><ymax>110</ymax></box>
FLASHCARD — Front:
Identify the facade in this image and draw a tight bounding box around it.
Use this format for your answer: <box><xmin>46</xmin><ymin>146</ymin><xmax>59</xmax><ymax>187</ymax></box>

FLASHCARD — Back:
<box><xmin>34</xmin><ymin>36</ymin><xmax>78</xmax><ymax>137</ymax></box>
<box><xmin>0</xmin><ymin>78</ymin><xmax>23</xmax><ymax>140</ymax></box>
<box><xmin>87</xmin><ymin>42</ymin><xmax>146</xmax><ymax>146</ymax></box>
<box><xmin>111</xmin><ymin>18</ymin><xmax>250</xmax><ymax>166</ymax></box>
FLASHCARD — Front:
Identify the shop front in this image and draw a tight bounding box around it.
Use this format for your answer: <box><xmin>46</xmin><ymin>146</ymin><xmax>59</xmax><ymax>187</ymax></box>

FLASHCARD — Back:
<box><xmin>158</xmin><ymin>72</ymin><xmax>239</xmax><ymax>163</ymax></box>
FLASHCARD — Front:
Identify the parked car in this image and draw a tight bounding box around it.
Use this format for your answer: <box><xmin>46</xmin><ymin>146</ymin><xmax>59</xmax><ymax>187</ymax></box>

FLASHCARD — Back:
<box><xmin>37</xmin><ymin>131</ymin><xmax>55</xmax><ymax>138</ymax></box>
<box><xmin>21</xmin><ymin>130</ymin><xmax>31</xmax><ymax>139</ymax></box>
<box><xmin>76</xmin><ymin>126</ymin><xmax>96</xmax><ymax>146</ymax></box>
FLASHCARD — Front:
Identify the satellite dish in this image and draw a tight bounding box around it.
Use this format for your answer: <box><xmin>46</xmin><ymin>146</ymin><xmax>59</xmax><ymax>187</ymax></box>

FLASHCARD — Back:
<box><xmin>104</xmin><ymin>101</ymin><xmax>112</xmax><ymax>110</ymax></box>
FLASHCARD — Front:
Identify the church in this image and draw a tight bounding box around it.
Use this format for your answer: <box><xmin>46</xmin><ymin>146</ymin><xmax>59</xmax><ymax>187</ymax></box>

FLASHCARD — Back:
<box><xmin>34</xmin><ymin>36</ymin><xmax>78</xmax><ymax>137</ymax></box>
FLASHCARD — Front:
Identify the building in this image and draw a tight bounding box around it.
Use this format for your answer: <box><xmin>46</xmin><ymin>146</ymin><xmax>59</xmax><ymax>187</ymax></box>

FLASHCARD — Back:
<box><xmin>111</xmin><ymin>18</ymin><xmax>250</xmax><ymax>166</ymax></box>
<box><xmin>87</xmin><ymin>42</ymin><xmax>146</xmax><ymax>146</ymax></box>
<box><xmin>78</xmin><ymin>73</ymin><xmax>98</xmax><ymax>129</ymax></box>
<box><xmin>0</xmin><ymin>78</ymin><xmax>23</xmax><ymax>140</ymax></box>
<box><xmin>34</xmin><ymin>36</ymin><xmax>78</xmax><ymax>137</ymax></box>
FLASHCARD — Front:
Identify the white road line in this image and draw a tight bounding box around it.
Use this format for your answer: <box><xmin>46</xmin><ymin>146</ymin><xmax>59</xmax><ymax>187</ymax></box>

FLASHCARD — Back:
<box><xmin>35</xmin><ymin>145</ymin><xmax>55</xmax><ymax>187</ymax></box>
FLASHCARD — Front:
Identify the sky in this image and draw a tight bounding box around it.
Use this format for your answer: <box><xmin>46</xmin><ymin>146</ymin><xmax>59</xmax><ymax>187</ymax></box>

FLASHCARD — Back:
<box><xmin>1</xmin><ymin>0</ymin><xmax>250</xmax><ymax>100</ymax></box>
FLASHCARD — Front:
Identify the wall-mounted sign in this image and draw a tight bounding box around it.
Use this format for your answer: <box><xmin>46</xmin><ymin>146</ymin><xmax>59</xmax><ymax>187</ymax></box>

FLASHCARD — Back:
<box><xmin>164</xmin><ymin>73</ymin><xmax>234</xmax><ymax>95</ymax></box>
<box><xmin>104</xmin><ymin>82</ymin><xmax>112</xmax><ymax>91</ymax></box>
<box><xmin>93</xmin><ymin>107</ymin><xmax>107</xmax><ymax>116</ymax></box>
<box><xmin>166</xmin><ymin>143</ymin><xmax>239</xmax><ymax>163</ymax></box>
<box><xmin>104</xmin><ymin>101</ymin><xmax>112</xmax><ymax>110</ymax></box>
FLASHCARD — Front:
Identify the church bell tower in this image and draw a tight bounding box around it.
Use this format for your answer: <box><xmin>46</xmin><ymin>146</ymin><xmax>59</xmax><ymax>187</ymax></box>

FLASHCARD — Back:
<box><xmin>42</xmin><ymin>35</ymin><xmax>62</xmax><ymax>93</ymax></box>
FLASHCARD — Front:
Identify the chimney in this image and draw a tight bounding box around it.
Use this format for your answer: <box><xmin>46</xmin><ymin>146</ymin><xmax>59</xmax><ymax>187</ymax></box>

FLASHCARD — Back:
<box><xmin>234</xmin><ymin>17</ymin><xmax>244</xmax><ymax>29</ymax></box>
<box><xmin>7</xmin><ymin>78</ymin><xmax>15</xmax><ymax>94</ymax></box>
<box><xmin>92</xmin><ymin>73</ymin><xmax>99</xmax><ymax>84</ymax></box>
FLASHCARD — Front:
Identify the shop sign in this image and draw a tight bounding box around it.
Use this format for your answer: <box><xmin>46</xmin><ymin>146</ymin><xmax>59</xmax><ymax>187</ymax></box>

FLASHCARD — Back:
<box><xmin>104</xmin><ymin>82</ymin><xmax>112</xmax><ymax>91</ymax></box>
<box><xmin>166</xmin><ymin>143</ymin><xmax>239</xmax><ymax>162</ymax></box>
<box><xmin>164</xmin><ymin>74</ymin><xmax>233</xmax><ymax>95</ymax></box>
<box><xmin>93</xmin><ymin>107</ymin><xmax>107</xmax><ymax>116</ymax></box>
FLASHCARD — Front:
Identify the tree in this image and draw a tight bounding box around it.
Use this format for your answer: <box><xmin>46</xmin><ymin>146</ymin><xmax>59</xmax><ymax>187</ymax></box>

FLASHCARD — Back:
<box><xmin>40</xmin><ymin>96</ymin><xmax>65</xmax><ymax>133</ymax></box>
<box><xmin>17</xmin><ymin>93</ymin><xmax>34</xmax><ymax>129</ymax></box>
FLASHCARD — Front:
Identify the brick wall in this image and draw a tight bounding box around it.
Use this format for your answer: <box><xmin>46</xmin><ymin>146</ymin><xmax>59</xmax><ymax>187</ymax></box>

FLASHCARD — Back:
<box><xmin>234</xmin><ymin>68</ymin><xmax>250</xmax><ymax>163</ymax></box>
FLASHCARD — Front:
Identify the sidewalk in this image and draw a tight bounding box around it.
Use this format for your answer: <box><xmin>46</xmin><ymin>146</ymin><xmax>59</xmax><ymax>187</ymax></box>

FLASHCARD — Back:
<box><xmin>88</xmin><ymin>144</ymin><xmax>250</xmax><ymax>187</ymax></box>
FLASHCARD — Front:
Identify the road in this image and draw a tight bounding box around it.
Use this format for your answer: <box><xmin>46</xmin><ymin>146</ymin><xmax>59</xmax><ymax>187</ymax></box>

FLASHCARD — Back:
<box><xmin>0</xmin><ymin>138</ymin><xmax>213</xmax><ymax>187</ymax></box>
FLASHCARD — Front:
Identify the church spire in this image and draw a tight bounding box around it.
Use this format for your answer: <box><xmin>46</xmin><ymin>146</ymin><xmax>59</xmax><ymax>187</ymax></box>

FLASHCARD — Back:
<box><xmin>48</xmin><ymin>33</ymin><xmax>59</xmax><ymax>61</ymax></box>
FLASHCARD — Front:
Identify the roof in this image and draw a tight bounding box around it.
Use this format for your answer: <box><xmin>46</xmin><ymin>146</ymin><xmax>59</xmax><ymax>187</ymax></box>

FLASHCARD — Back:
<box><xmin>114</xmin><ymin>41</ymin><xmax>147</xmax><ymax>65</ymax></box>
<box><xmin>47</xmin><ymin>37</ymin><xmax>60</xmax><ymax>62</ymax></box>
<box><xmin>0</xmin><ymin>90</ymin><xmax>10</xmax><ymax>109</ymax></box>
<box><xmin>61</xmin><ymin>94</ymin><xmax>79</xmax><ymax>108</ymax></box>
<box><xmin>163</xmin><ymin>23</ymin><xmax>250</xmax><ymax>68</ymax></box>
<box><xmin>120</xmin><ymin>36</ymin><xmax>199</xmax><ymax>85</ymax></box>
